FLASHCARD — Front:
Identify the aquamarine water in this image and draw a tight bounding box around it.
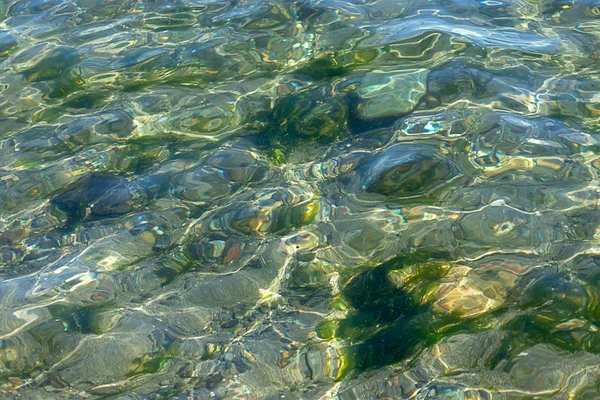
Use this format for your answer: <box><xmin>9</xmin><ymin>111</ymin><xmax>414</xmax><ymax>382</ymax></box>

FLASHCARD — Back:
<box><xmin>1</xmin><ymin>1</ymin><xmax>600</xmax><ymax>399</ymax></box>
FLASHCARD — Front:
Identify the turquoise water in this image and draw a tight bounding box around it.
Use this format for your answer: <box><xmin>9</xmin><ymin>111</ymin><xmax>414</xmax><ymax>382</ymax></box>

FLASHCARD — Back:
<box><xmin>1</xmin><ymin>0</ymin><xmax>600</xmax><ymax>399</ymax></box>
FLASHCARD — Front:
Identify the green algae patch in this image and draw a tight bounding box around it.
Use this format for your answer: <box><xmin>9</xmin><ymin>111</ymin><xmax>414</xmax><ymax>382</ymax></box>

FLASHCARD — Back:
<box><xmin>315</xmin><ymin>320</ymin><xmax>336</xmax><ymax>340</ymax></box>
<box><xmin>259</xmin><ymin>86</ymin><xmax>349</xmax><ymax>165</ymax></box>
<box><xmin>296</xmin><ymin>49</ymin><xmax>379</xmax><ymax>80</ymax></box>
<box><xmin>318</xmin><ymin>251</ymin><xmax>462</xmax><ymax>375</ymax></box>
<box><xmin>388</xmin><ymin>260</ymin><xmax>453</xmax><ymax>305</ymax></box>
<box><xmin>127</xmin><ymin>354</ymin><xmax>171</xmax><ymax>377</ymax></box>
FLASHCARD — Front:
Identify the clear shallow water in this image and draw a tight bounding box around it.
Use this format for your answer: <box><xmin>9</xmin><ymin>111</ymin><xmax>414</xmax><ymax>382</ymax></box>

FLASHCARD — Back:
<box><xmin>1</xmin><ymin>0</ymin><xmax>600</xmax><ymax>399</ymax></box>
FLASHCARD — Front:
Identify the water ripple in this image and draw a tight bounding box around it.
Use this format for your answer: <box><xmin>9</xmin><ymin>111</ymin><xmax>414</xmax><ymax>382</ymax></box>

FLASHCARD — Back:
<box><xmin>1</xmin><ymin>0</ymin><xmax>600</xmax><ymax>399</ymax></box>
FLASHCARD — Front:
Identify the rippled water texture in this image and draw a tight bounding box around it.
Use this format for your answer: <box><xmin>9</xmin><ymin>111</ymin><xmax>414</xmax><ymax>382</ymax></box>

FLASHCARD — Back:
<box><xmin>2</xmin><ymin>0</ymin><xmax>600</xmax><ymax>399</ymax></box>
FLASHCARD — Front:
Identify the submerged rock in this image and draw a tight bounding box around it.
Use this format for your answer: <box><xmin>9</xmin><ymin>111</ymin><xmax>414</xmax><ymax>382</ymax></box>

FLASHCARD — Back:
<box><xmin>14</xmin><ymin>45</ymin><xmax>80</xmax><ymax>83</ymax></box>
<box><xmin>362</xmin><ymin>143</ymin><xmax>456</xmax><ymax>196</ymax></box>
<box><xmin>271</xmin><ymin>87</ymin><xmax>348</xmax><ymax>143</ymax></box>
<box><xmin>170</xmin><ymin>166</ymin><xmax>232</xmax><ymax>203</ymax></box>
<box><xmin>0</xmin><ymin>31</ymin><xmax>17</xmax><ymax>57</ymax></box>
<box><xmin>206</xmin><ymin>186</ymin><xmax>320</xmax><ymax>236</ymax></box>
<box><xmin>338</xmin><ymin>69</ymin><xmax>428</xmax><ymax>121</ymax></box>
<box><xmin>51</xmin><ymin>174</ymin><xmax>136</xmax><ymax>219</ymax></box>
<box><xmin>170</xmin><ymin>147</ymin><xmax>272</xmax><ymax>203</ymax></box>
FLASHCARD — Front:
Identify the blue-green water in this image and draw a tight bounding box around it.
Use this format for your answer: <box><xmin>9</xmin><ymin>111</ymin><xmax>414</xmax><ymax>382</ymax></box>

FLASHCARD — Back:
<box><xmin>1</xmin><ymin>0</ymin><xmax>600</xmax><ymax>399</ymax></box>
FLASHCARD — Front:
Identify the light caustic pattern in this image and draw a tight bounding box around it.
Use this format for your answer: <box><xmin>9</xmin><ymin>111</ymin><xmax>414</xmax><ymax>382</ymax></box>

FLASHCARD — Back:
<box><xmin>1</xmin><ymin>0</ymin><xmax>600</xmax><ymax>399</ymax></box>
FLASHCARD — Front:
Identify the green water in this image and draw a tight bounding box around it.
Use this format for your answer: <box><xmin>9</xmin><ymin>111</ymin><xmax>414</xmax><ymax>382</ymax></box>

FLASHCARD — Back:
<box><xmin>1</xmin><ymin>0</ymin><xmax>600</xmax><ymax>399</ymax></box>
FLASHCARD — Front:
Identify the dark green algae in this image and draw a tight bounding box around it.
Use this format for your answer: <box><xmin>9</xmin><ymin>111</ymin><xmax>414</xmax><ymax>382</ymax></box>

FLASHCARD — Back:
<box><xmin>314</xmin><ymin>252</ymin><xmax>600</xmax><ymax>379</ymax></box>
<box><xmin>315</xmin><ymin>251</ymin><xmax>465</xmax><ymax>376</ymax></box>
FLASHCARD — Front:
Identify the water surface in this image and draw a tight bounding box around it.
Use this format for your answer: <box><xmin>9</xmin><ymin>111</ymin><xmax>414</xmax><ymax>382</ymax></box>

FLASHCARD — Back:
<box><xmin>1</xmin><ymin>0</ymin><xmax>600</xmax><ymax>399</ymax></box>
